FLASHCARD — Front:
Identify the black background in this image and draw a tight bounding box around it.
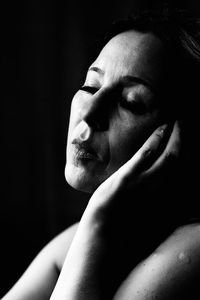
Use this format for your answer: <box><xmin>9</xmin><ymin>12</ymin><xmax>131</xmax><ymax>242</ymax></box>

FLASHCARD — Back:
<box><xmin>1</xmin><ymin>0</ymin><xmax>200</xmax><ymax>297</ymax></box>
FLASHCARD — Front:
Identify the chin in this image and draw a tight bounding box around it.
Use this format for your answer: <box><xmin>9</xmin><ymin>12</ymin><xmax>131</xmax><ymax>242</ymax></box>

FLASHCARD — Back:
<box><xmin>65</xmin><ymin>163</ymin><xmax>101</xmax><ymax>194</ymax></box>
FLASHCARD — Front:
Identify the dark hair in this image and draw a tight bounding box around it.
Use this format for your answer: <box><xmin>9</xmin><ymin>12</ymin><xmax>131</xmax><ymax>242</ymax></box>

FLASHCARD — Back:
<box><xmin>94</xmin><ymin>8</ymin><xmax>200</xmax><ymax>217</ymax></box>
<box><xmin>103</xmin><ymin>8</ymin><xmax>200</xmax><ymax>62</ymax></box>
<box><xmin>94</xmin><ymin>8</ymin><xmax>200</xmax><ymax>121</ymax></box>
<box><xmin>94</xmin><ymin>8</ymin><xmax>200</xmax><ymax>167</ymax></box>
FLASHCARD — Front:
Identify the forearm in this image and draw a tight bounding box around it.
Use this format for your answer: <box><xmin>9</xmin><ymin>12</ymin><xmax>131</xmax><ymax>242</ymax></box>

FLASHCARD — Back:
<box><xmin>50</xmin><ymin>209</ymin><xmax>107</xmax><ymax>300</ymax></box>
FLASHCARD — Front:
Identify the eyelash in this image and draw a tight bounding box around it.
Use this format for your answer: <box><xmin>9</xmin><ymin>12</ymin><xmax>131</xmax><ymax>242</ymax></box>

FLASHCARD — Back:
<box><xmin>79</xmin><ymin>85</ymin><xmax>98</xmax><ymax>94</ymax></box>
<box><xmin>80</xmin><ymin>85</ymin><xmax>146</xmax><ymax>114</ymax></box>
<box><xmin>120</xmin><ymin>97</ymin><xmax>146</xmax><ymax>114</ymax></box>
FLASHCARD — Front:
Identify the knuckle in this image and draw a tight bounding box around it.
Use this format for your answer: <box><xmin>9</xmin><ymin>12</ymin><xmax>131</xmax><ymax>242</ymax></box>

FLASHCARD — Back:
<box><xmin>141</xmin><ymin>147</ymin><xmax>152</xmax><ymax>159</ymax></box>
<box><xmin>155</xmin><ymin>130</ymin><xmax>164</xmax><ymax>139</ymax></box>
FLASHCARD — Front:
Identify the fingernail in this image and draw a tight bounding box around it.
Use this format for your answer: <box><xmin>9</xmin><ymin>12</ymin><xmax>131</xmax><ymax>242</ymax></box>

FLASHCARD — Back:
<box><xmin>158</xmin><ymin>124</ymin><xmax>169</xmax><ymax>135</ymax></box>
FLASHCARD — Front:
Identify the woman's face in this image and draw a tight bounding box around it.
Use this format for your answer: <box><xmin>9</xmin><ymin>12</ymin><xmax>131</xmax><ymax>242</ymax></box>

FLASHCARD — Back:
<box><xmin>65</xmin><ymin>30</ymin><xmax>166</xmax><ymax>193</ymax></box>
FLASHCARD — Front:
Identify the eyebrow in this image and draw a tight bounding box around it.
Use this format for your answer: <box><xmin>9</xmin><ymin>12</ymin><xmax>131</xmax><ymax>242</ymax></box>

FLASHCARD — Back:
<box><xmin>122</xmin><ymin>75</ymin><xmax>155</xmax><ymax>92</ymax></box>
<box><xmin>88</xmin><ymin>66</ymin><xmax>155</xmax><ymax>92</ymax></box>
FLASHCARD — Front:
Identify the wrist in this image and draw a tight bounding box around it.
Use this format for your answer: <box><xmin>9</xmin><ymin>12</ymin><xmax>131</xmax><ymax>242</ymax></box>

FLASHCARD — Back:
<box><xmin>81</xmin><ymin>194</ymin><xmax>111</xmax><ymax>234</ymax></box>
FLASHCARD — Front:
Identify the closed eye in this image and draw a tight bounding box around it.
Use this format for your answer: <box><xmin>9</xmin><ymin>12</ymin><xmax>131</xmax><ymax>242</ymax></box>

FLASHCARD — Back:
<box><xmin>120</xmin><ymin>97</ymin><xmax>147</xmax><ymax>115</ymax></box>
<box><xmin>79</xmin><ymin>85</ymin><xmax>98</xmax><ymax>94</ymax></box>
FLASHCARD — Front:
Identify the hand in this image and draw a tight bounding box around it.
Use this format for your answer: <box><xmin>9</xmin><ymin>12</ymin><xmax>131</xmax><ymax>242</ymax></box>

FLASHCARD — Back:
<box><xmin>50</xmin><ymin>121</ymin><xmax>182</xmax><ymax>300</ymax></box>
<box><xmin>86</xmin><ymin>121</ymin><xmax>182</xmax><ymax>218</ymax></box>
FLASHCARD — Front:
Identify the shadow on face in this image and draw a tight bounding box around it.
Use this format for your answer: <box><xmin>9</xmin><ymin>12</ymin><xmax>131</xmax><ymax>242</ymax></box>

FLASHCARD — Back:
<box><xmin>65</xmin><ymin>30</ymin><xmax>170</xmax><ymax>193</ymax></box>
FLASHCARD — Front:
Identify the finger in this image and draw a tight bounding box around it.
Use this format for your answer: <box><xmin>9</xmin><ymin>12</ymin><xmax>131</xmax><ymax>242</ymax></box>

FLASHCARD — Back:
<box><xmin>141</xmin><ymin>120</ymin><xmax>182</xmax><ymax>179</ymax></box>
<box><xmin>91</xmin><ymin>123</ymin><xmax>173</xmax><ymax>209</ymax></box>
<box><xmin>119</xmin><ymin>123</ymin><xmax>172</xmax><ymax>181</ymax></box>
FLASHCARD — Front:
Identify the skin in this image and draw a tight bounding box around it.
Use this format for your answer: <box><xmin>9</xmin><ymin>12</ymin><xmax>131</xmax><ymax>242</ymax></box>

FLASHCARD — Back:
<box><xmin>3</xmin><ymin>30</ymin><xmax>200</xmax><ymax>300</ymax></box>
<box><xmin>65</xmin><ymin>30</ymin><xmax>167</xmax><ymax>193</ymax></box>
<box><xmin>50</xmin><ymin>30</ymin><xmax>199</xmax><ymax>300</ymax></box>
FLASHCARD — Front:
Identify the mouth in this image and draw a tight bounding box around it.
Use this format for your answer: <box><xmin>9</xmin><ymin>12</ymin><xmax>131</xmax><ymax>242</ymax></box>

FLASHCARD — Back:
<box><xmin>71</xmin><ymin>140</ymin><xmax>101</xmax><ymax>163</ymax></box>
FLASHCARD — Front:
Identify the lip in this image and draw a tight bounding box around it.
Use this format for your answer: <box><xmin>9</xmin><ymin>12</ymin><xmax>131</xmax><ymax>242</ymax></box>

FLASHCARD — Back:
<box><xmin>71</xmin><ymin>140</ymin><xmax>101</xmax><ymax>162</ymax></box>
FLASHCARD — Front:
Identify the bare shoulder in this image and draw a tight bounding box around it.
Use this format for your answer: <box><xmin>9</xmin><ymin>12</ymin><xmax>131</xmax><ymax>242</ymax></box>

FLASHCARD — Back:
<box><xmin>2</xmin><ymin>222</ymin><xmax>79</xmax><ymax>300</ymax></box>
<box><xmin>47</xmin><ymin>222</ymin><xmax>79</xmax><ymax>271</ymax></box>
<box><xmin>155</xmin><ymin>222</ymin><xmax>200</xmax><ymax>265</ymax></box>
<box><xmin>114</xmin><ymin>223</ymin><xmax>200</xmax><ymax>300</ymax></box>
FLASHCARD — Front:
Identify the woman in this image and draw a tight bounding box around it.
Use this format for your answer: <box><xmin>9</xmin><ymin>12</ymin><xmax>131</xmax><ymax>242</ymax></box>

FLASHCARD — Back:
<box><xmin>3</xmin><ymin>8</ymin><xmax>200</xmax><ymax>300</ymax></box>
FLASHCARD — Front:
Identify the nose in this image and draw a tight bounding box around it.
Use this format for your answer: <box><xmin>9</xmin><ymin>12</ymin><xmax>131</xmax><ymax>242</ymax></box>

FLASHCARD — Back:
<box><xmin>78</xmin><ymin>120</ymin><xmax>93</xmax><ymax>143</ymax></box>
<box><xmin>80</xmin><ymin>90</ymin><xmax>110</xmax><ymax>131</ymax></box>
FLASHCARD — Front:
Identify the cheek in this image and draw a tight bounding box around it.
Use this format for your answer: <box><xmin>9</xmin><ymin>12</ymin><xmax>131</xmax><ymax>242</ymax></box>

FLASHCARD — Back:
<box><xmin>109</xmin><ymin>123</ymin><xmax>141</xmax><ymax>164</ymax></box>
<box><xmin>109</xmin><ymin>112</ymin><xmax>159</xmax><ymax>167</ymax></box>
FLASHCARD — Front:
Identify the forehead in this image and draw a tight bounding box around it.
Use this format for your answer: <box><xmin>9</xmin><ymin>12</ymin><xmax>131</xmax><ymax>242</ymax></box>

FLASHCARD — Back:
<box><xmin>91</xmin><ymin>30</ymin><xmax>165</xmax><ymax>87</ymax></box>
